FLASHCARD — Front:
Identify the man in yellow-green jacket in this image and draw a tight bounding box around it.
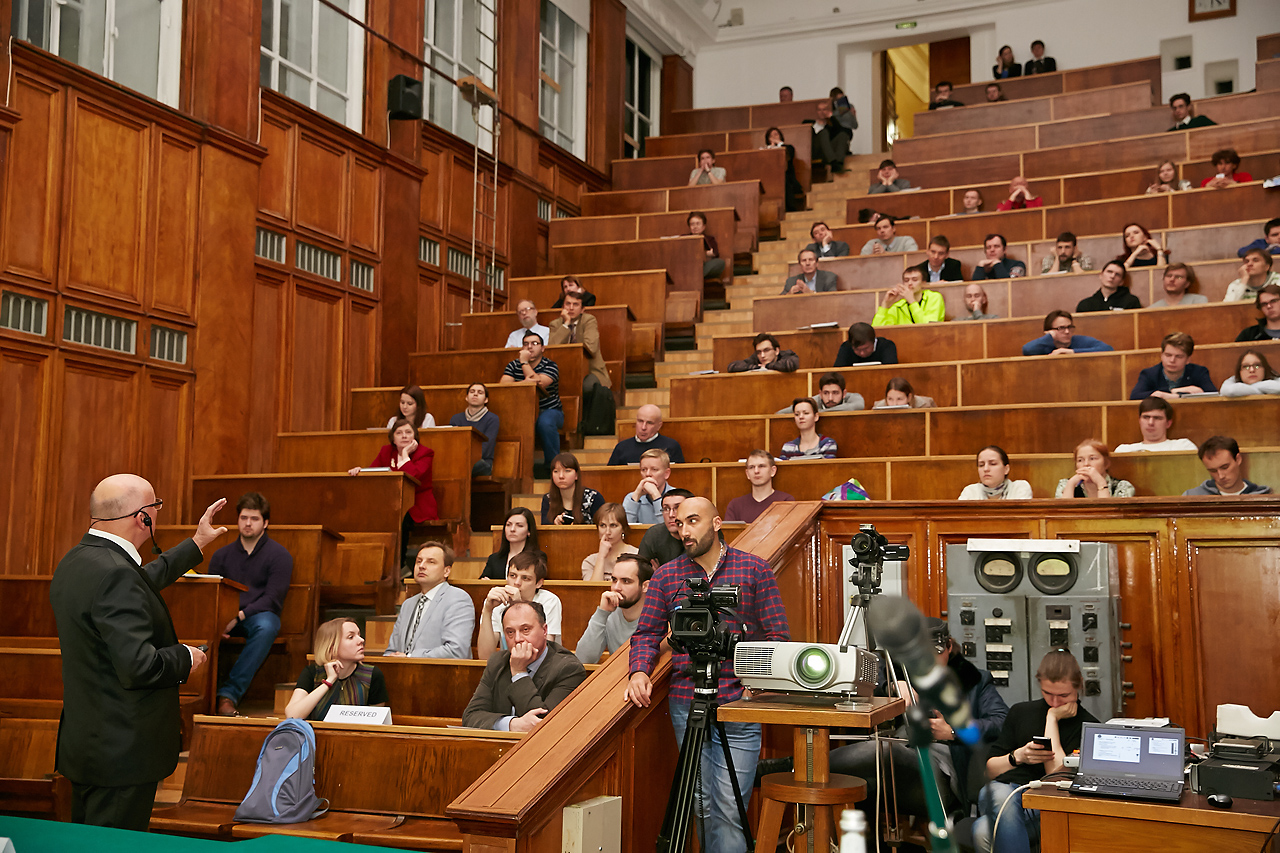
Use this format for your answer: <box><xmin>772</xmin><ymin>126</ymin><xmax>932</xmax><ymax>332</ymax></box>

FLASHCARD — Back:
<box><xmin>872</xmin><ymin>268</ymin><xmax>946</xmax><ymax>326</ymax></box>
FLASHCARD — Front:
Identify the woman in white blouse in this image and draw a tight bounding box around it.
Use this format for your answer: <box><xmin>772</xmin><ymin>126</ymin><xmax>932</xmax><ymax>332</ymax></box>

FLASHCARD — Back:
<box><xmin>581</xmin><ymin>503</ymin><xmax>639</xmax><ymax>581</ymax></box>
<box><xmin>958</xmin><ymin>446</ymin><xmax>1033</xmax><ymax>500</ymax></box>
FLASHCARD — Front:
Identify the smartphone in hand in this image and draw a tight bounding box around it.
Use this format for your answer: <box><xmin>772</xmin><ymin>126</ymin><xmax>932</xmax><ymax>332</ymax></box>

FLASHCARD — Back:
<box><xmin>1032</xmin><ymin>736</ymin><xmax>1053</xmax><ymax>750</ymax></box>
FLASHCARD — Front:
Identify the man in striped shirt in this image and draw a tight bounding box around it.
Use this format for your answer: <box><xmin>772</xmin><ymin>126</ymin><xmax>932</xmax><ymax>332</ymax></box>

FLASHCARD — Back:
<box><xmin>500</xmin><ymin>330</ymin><xmax>563</xmax><ymax>468</ymax></box>
<box><xmin>626</xmin><ymin>496</ymin><xmax>789</xmax><ymax>853</ymax></box>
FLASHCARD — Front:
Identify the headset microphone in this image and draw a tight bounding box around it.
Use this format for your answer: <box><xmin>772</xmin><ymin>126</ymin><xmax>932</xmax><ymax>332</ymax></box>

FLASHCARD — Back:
<box><xmin>140</xmin><ymin>511</ymin><xmax>162</xmax><ymax>555</ymax></box>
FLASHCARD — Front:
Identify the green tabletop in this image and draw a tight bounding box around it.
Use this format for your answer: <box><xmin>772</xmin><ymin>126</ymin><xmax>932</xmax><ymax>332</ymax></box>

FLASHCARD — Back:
<box><xmin>0</xmin><ymin>816</ymin><xmax>404</xmax><ymax>852</ymax></box>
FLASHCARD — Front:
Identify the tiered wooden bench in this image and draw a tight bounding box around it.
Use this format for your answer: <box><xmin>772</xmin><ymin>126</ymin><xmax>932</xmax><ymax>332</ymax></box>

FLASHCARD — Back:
<box><xmin>580</xmin><ymin>180</ymin><xmax>766</xmax><ymax>248</ymax></box>
<box><xmin>913</xmin><ymin>81</ymin><xmax>1156</xmax><ymax>136</ymax></box>
<box><xmin>945</xmin><ymin>56</ymin><xmax>1162</xmax><ymax>106</ymax></box>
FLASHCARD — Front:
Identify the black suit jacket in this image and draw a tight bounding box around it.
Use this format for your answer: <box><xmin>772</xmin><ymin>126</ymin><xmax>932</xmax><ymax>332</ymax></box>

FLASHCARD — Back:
<box><xmin>911</xmin><ymin>257</ymin><xmax>964</xmax><ymax>282</ymax></box>
<box><xmin>462</xmin><ymin>641</ymin><xmax>587</xmax><ymax>730</ymax></box>
<box><xmin>1023</xmin><ymin>57</ymin><xmax>1056</xmax><ymax>75</ymax></box>
<box><xmin>50</xmin><ymin>535</ymin><xmax>202</xmax><ymax>786</ymax></box>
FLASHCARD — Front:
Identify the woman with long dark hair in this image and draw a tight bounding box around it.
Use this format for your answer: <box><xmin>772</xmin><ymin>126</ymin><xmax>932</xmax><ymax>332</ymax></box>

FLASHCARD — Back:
<box><xmin>481</xmin><ymin>507</ymin><xmax>545</xmax><ymax>579</ymax></box>
<box><xmin>387</xmin><ymin>384</ymin><xmax>435</xmax><ymax>429</ymax></box>
<box><xmin>541</xmin><ymin>452</ymin><xmax>604</xmax><ymax>525</ymax></box>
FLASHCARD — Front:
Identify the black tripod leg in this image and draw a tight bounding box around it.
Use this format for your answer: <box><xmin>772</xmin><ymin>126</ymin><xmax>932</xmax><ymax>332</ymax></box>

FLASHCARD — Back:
<box><xmin>657</xmin><ymin>704</ymin><xmax>709</xmax><ymax>853</ymax></box>
<box><xmin>714</xmin><ymin>714</ymin><xmax>755</xmax><ymax>853</ymax></box>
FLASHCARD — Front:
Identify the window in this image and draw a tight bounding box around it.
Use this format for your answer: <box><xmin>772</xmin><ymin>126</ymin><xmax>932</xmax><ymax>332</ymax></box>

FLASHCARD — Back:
<box><xmin>260</xmin><ymin>0</ymin><xmax>365</xmax><ymax>130</ymax></box>
<box><xmin>424</xmin><ymin>0</ymin><xmax>495</xmax><ymax>152</ymax></box>
<box><xmin>10</xmin><ymin>0</ymin><xmax>183</xmax><ymax>106</ymax></box>
<box><xmin>623</xmin><ymin>35</ymin><xmax>659</xmax><ymax>159</ymax></box>
<box><xmin>538</xmin><ymin>0</ymin><xmax>586</xmax><ymax>156</ymax></box>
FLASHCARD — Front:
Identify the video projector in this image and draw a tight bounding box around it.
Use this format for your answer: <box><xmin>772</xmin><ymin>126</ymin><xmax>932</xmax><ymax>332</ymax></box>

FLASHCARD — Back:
<box><xmin>734</xmin><ymin>642</ymin><xmax>879</xmax><ymax>696</ymax></box>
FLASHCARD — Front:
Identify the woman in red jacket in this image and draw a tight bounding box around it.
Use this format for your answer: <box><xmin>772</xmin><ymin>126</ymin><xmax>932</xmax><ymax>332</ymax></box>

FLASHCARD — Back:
<box><xmin>348</xmin><ymin>417</ymin><xmax>437</xmax><ymax>570</ymax></box>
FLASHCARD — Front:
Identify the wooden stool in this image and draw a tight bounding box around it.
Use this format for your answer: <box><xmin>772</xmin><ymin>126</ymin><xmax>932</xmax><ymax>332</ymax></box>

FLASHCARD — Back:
<box><xmin>755</xmin><ymin>772</ymin><xmax>867</xmax><ymax>853</ymax></box>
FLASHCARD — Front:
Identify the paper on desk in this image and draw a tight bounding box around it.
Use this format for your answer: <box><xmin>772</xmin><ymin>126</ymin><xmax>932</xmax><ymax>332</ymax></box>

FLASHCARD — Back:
<box><xmin>1104</xmin><ymin>717</ymin><xmax>1170</xmax><ymax>728</ymax></box>
<box><xmin>1217</xmin><ymin>704</ymin><xmax>1280</xmax><ymax>739</ymax></box>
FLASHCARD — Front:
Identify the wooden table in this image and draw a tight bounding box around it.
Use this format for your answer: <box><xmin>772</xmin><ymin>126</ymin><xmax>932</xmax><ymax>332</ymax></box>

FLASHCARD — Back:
<box><xmin>1026</xmin><ymin>787</ymin><xmax>1280</xmax><ymax>852</ymax></box>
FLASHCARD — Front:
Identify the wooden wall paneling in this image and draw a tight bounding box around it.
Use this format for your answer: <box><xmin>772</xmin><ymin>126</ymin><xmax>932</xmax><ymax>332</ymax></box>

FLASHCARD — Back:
<box><xmin>149</xmin><ymin>133</ymin><xmax>199</xmax><ymax>318</ymax></box>
<box><xmin>347</xmin><ymin>299</ymin><xmax>378</xmax><ymax>392</ymax></box>
<box><xmin>506</xmin><ymin>181</ymin><xmax>542</xmax><ymax>278</ymax></box>
<box><xmin>62</xmin><ymin>96</ymin><xmax>149</xmax><ymax>305</ymax></box>
<box><xmin>377</xmin><ymin>162</ymin><xmax>423</xmax><ymax>387</ymax></box>
<box><xmin>0</xmin><ymin>345</ymin><xmax>52</xmax><ymax>573</ymax></box>
<box><xmin>447</xmin><ymin>155</ymin><xmax>476</xmax><ymax>242</ymax></box>
<box><xmin>244</xmin><ymin>273</ymin><xmax>286</xmax><ymax>473</ymax></box>
<box><xmin>2</xmin><ymin>74</ymin><xmax>63</xmax><ymax>284</ymax></box>
<box><xmin>141</xmin><ymin>369</ymin><xmax>193</xmax><ymax>526</ymax></box>
<box><xmin>419</xmin><ymin>148</ymin><xmax>447</xmax><ymax>231</ymax></box>
<box><xmin>182</xmin><ymin>0</ymin><xmax>262</xmax><ymax>139</ymax></box>
<box><xmin>288</xmin><ymin>284</ymin><xmax>346</xmax><ymax>433</ymax></box>
<box><xmin>256</xmin><ymin>114</ymin><xmax>294</xmax><ymax>222</ymax></box>
<box><xmin>418</xmin><ymin>273</ymin><xmax>444</xmax><ymax>354</ymax></box>
<box><xmin>660</xmin><ymin>55</ymin><xmax>693</xmax><ymax>134</ymax></box>
<box><xmin>293</xmin><ymin>131</ymin><xmax>348</xmax><ymax>240</ymax></box>
<box><xmin>586</xmin><ymin>0</ymin><xmax>626</xmax><ymax>176</ymax></box>
<box><xmin>348</xmin><ymin>158</ymin><xmax>381</xmax><ymax>253</ymax></box>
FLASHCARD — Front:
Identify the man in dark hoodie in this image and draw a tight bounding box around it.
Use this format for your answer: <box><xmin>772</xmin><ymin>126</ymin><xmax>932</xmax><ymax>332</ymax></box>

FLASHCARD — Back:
<box><xmin>1183</xmin><ymin>436</ymin><xmax>1273</xmax><ymax>496</ymax></box>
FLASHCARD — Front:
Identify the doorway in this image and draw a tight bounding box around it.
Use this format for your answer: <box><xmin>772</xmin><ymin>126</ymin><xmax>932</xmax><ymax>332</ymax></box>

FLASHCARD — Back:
<box><xmin>878</xmin><ymin>35</ymin><xmax>970</xmax><ymax>149</ymax></box>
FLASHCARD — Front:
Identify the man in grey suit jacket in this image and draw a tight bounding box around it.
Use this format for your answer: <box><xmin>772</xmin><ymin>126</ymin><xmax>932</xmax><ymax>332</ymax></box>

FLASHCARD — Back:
<box><xmin>462</xmin><ymin>600</ymin><xmax>587</xmax><ymax>731</ymax></box>
<box><xmin>51</xmin><ymin>474</ymin><xmax>227</xmax><ymax>829</ymax></box>
<box><xmin>783</xmin><ymin>248</ymin><xmax>838</xmax><ymax>295</ymax></box>
<box><xmin>384</xmin><ymin>542</ymin><xmax>475</xmax><ymax>658</ymax></box>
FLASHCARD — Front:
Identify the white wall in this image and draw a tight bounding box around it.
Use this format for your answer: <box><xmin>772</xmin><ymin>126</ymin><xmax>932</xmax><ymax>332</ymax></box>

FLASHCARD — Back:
<box><xmin>688</xmin><ymin>0</ymin><xmax>1280</xmax><ymax>154</ymax></box>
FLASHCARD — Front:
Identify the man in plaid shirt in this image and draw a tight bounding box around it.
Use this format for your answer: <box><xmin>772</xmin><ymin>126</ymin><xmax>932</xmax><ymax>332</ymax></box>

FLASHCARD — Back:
<box><xmin>625</xmin><ymin>497</ymin><xmax>789</xmax><ymax>853</ymax></box>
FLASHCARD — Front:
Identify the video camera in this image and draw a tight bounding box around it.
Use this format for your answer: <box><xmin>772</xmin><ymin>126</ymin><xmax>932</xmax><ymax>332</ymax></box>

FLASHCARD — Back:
<box><xmin>850</xmin><ymin>524</ymin><xmax>910</xmax><ymax>565</ymax></box>
<box><xmin>669</xmin><ymin>577</ymin><xmax>743</xmax><ymax>662</ymax></box>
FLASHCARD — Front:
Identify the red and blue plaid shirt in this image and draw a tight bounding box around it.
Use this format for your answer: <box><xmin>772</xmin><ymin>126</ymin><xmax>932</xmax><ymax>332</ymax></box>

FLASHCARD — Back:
<box><xmin>629</xmin><ymin>546</ymin><xmax>790</xmax><ymax>703</ymax></box>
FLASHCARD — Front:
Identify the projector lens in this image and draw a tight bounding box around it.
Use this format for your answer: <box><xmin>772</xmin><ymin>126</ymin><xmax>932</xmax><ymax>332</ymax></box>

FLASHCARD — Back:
<box><xmin>795</xmin><ymin>647</ymin><xmax>834</xmax><ymax>688</ymax></box>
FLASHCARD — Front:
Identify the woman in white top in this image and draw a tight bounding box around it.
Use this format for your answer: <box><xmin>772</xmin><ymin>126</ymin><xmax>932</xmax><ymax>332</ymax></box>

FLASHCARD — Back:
<box><xmin>958</xmin><ymin>446</ymin><xmax>1033</xmax><ymax>500</ymax></box>
<box><xmin>386</xmin><ymin>384</ymin><xmax>436</xmax><ymax>429</ymax></box>
<box><xmin>581</xmin><ymin>502</ymin><xmax>639</xmax><ymax>581</ymax></box>
<box><xmin>1145</xmin><ymin>160</ymin><xmax>1192</xmax><ymax>194</ymax></box>
<box><xmin>1221</xmin><ymin>349</ymin><xmax>1280</xmax><ymax>397</ymax></box>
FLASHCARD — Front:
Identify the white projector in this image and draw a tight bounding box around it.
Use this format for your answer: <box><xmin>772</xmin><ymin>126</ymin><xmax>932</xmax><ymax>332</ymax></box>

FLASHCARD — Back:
<box><xmin>734</xmin><ymin>642</ymin><xmax>879</xmax><ymax>696</ymax></box>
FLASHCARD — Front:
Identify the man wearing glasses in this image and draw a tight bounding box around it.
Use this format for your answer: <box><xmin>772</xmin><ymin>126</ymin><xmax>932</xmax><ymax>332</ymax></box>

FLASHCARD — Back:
<box><xmin>1021</xmin><ymin>310</ymin><xmax>1116</xmax><ymax>356</ymax></box>
<box><xmin>50</xmin><ymin>474</ymin><xmax>228</xmax><ymax>830</ymax></box>
<box><xmin>1235</xmin><ymin>284</ymin><xmax>1280</xmax><ymax>342</ymax></box>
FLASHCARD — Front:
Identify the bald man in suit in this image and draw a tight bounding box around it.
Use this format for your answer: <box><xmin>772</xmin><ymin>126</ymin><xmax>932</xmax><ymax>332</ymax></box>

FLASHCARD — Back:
<box><xmin>50</xmin><ymin>474</ymin><xmax>228</xmax><ymax>829</ymax></box>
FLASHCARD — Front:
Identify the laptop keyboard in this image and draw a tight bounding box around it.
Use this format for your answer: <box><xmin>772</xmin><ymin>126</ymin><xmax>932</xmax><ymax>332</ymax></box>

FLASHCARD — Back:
<box><xmin>1076</xmin><ymin>775</ymin><xmax>1181</xmax><ymax>792</ymax></box>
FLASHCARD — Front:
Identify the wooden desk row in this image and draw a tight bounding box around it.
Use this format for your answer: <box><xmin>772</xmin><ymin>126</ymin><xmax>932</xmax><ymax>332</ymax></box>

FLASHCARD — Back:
<box><xmin>457</xmin><ymin>303</ymin><xmax>632</xmax><ymax>389</ymax></box>
<box><xmin>609</xmin><ymin>147</ymin><xmax>792</xmax><ymax>222</ymax></box>
<box><xmin>580</xmin><ymin>179</ymin><xmax>767</xmax><ymax>247</ymax></box>
<box><xmin>550</xmin><ymin>235</ymin><xmax>705</xmax><ymax>301</ymax></box>
<box><xmin>669</xmin><ymin>340</ymin><xmax>1279</xmax><ymax>416</ymax></box>
<box><xmin>646</xmin><ymin>122</ymin><xmax>812</xmax><ymax>166</ymax></box>
<box><xmin>508</xmin><ymin>270</ymin><xmax>670</xmax><ymax>328</ymax></box>
<box><xmin>665</xmin><ymin>96</ymin><xmax>829</xmax><ymax>135</ymax></box>
<box><xmin>548</xmin><ymin>206</ymin><xmax>741</xmax><ymax>271</ymax></box>
<box><xmin>912</xmin><ymin>80</ymin><xmax>1156</xmax><ymax>136</ymax></box>
<box><xmin>945</xmin><ymin>56</ymin><xmax>1162</xmax><ymax>108</ymax></box>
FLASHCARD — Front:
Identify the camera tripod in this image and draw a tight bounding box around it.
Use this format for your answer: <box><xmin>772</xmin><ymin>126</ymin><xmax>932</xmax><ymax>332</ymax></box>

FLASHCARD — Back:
<box><xmin>655</xmin><ymin>656</ymin><xmax>753</xmax><ymax>853</ymax></box>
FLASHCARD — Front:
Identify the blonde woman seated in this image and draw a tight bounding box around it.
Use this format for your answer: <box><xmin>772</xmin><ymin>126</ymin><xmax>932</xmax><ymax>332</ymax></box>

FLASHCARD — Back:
<box><xmin>1221</xmin><ymin>349</ymin><xmax>1280</xmax><ymax>397</ymax></box>
<box><xmin>286</xmin><ymin>618</ymin><xmax>388</xmax><ymax>721</ymax></box>
<box><xmin>582</xmin><ymin>502</ymin><xmax>639</xmax><ymax>581</ymax></box>
<box><xmin>872</xmin><ymin>377</ymin><xmax>936</xmax><ymax>409</ymax></box>
<box><xmin>779</xmin><ymin>398</ymin><xmax>837</xmax><ymax>460</ymax></box>
<box><xmin>958</xmin><ymin>446</ymin><xmax>1033</xmax><ymax>500</ymax></box>
<box><xmin>1054</xmin><ymin>440</ymin><xmax>1135</xmax><ymax>499</ymax></box>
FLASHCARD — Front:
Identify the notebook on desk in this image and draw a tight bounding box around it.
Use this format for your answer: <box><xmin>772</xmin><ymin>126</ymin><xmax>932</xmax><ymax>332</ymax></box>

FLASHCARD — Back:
<box><xmin>1069</xmin><ymin>723</ymin><xmax>1186</xmax><ymax>802</ymax></box>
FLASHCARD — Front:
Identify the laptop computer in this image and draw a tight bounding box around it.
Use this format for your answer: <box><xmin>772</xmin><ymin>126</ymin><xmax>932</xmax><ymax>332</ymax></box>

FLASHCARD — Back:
<box><xmin>1069</xmin><ymin>723</ymin><xmax>1186</xmax><ymax>802</ymax></box>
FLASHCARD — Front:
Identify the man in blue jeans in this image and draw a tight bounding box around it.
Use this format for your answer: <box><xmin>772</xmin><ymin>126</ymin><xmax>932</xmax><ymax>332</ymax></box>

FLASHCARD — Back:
<box><xmin>501</xmin><ymin>329</ymin><xmax>564</xmax><ymax>469</ymax></box>
<box><xmin>625</xmin><ymin>496</ymin><xmax>790</xmax><ymax>853</ymax></box>
<box><xmin>209</xmin><ymin>492</ymin><xmax>293</xmax><ymax>716</ymax></box>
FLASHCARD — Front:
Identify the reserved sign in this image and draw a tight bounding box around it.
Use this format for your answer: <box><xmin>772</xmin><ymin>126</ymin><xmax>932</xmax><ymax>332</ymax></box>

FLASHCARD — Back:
<box><xmin>323</xmin><ymin>704</ymin><xmax>392</xmax><ymax>725</ymax></box>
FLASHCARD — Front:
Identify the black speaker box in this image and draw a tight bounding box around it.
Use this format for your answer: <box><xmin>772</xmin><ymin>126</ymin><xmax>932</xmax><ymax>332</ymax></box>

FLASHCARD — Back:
<box><xmin>388</xmin><ymin>75</ymin><xmax>423</xmax><ymax>121</ymax></box>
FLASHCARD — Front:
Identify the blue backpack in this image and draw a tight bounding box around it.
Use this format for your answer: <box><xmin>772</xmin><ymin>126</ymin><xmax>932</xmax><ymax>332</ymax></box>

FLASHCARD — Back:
<box><xmin>234</xmin><ymin>718</ymin><xmax>329</xmax><ymax>824</ymax></box>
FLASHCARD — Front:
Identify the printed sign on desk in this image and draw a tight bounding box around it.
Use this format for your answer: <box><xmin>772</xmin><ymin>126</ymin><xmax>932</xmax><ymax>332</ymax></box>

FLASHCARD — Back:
<box><xmin>323</xmin><ymin>705</ymin><xmax>392</xmax><ymax>725</ymax></box>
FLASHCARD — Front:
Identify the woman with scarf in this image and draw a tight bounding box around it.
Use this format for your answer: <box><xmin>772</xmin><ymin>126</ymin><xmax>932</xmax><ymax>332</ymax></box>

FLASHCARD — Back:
<box><xmin>449</xmin><ymin>382</ymin><xmax>500</xmax><ymax>476</ymax></box>
<box><xmin>286</xmin><ymin>618</ymin><xmax>388</xmax><ymax>721</ymax></box>
<box><xmin>958</xmin><ymin>446</ymin><xmax>1033</xmax><ymax>500</ymax></box>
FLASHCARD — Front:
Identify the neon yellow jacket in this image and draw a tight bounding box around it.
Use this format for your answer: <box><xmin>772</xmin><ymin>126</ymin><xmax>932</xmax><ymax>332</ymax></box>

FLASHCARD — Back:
<box><xmin>871</xmin><ymin>289</ymin><xmax>945</xmax><ymax>326</ymax></box>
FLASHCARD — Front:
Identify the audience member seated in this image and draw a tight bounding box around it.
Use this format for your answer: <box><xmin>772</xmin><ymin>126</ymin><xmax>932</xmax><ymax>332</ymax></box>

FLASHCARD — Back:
<box><xmin>1118</xmin><ymin>222</ymin><xmax>1167</xmax><ymax>269</ymax></box>
<box><xmin>1040</xmin><ymin>231</ymin><xmax>1092</xmax><ymax>275</ymax></box>
<box><xmin>958</xmin><ymin>188</ymin><xmax>984</xmax><ymax>215</ymax></box>
<box><xmin>286</xmin><ymin>618</ymin><xmax>388</xmax><ymax>721</ymax></box>
<box><xmin>684</xmin><ymin>210</ymin><xmax>727</xmax><ymax>281</ymax></box>
<box><xmin>929</xmin><ymin>81</ymin><xmax>965</xmax><ymax>110</ymax></box>
<box><xmin>829</xmin><ymin>87</ymin><xmax>858</xmax><ymax>133</ymax></box>
<box><xmin>783</xmin><ymin>248</ymin><xmax>838</xmax><ymax>294</ymax></box>
<box><xmin>1236</xmin><ymin>285</ymin><xmax>1280</xmax><ymax>341</ymax></box>
<box><xmin>500</xmin><ymin>330</ymin><xmax>563</xmax><ymax>469</ymax></box>
<box><xmin>1225</xmin><ymin>249</ymin><xmax>1279</xmax><ymax>302</ymax></box>
<box><xmin>805</xmin><ymin>221</ymin><xmax>850</xmax><ymax>259</ymax></box>
<box><xmin>479</xmin><ymin>551</ymin><xmax>563</xmax><ymax>659</ymax></box>
<box><xmin>1129</xmin><ymin>332</ymin><xmax>1216</xmax><ymax>399</ymax></box>
<box><xmin>1146</xmin><ymin>160</ymin><xmax>1192</xmax><ymax>194</ymax></box>
<box><xmin>972</xmin><ymin>233</ymin><xmax>1026</xmax><ymax>280</ymax></box>
<box><xmin>481</xmin><ymin>508</ymin><xmax>545</xmax><ymax>580</ymax></box>
<box><xmin>778</xmin><ymin>86</ymin><xmax>793</xmax><ymax>103</ymax></box>
<box><xmin>1166</xmin><ymin>93</ymin><xmax>1216</xmax><ymax>131</ymax></box>
<box><xmin>1021</xmin><ymin>310</ymin><xmax>1115</xmax><ymax>356</ymax></box>
<box><xmin>1113</xmin><ymin>398</ymin><xmax>1198</xmax><ymax>453</ymax></box>
<box><xmin>913</xmin><ymin>235</ymin><xmax>964</xmax><ymax>283</ymax></box>
<box><xmin>763</xmin><ymin>127</ymin><xmax>805</xmax><ymax>212</ymax></box>
<box><xmin>575</xmin><ymin>554</ymin><xmax>651</xmax><ymax>664</ymax></box>
<box><xmin>779</xmin><ymin>398</ymin><xmax>837</xmax><ymax>460</ymax></box>
<box><xmin>956</xmin><ymin>283</ymin><xmax>1000</xmax><ymax>321</ymax></box>
<box><xmin>581</xmin><ymin>503</ymin><xmax>638</xmax><ymax>582</ymax></box>
<box><xmin>636</xmin><ymin>489</ymin><xmax>692</xmax><ymax>572</ymax></box>
<box><xmin>505</xmin><ymin>300</ymin><xmax>550</xmax><ymax>348</ymax></box>
<box><xmin>609</xmin><ymin>404</ymin><xmax>685</xmax><ymax>465</ymax></box>
<box><xmin>551</xmin><ymin>275</ymin><xmax>595</xmax><ymax>308</ymax></box>
<box><xmin>623</xmin><ymin>448</ymin><xmax>675</xmax><ymax>524</ymax></box>
<box><xmin>549</xmin><ymin>291</ymin><xmax>611</xmax><ymax>403</ymax></box>
<box><xmin>992</xmin><ymin>45</ymin><xmax>1021</xmax><ymax>78</ymax></box>
<box><xmin>1183</xmin><ymin>436</ymin><xmax>1273</xmax><ymax>496</ymax></box>
<box><xmin>387</xmin><ymin>384</ymin><xmax>436</xmax><ymax>429</ymax></box>
<box><xmin>728</xmin><ymin>332</ymin><xmax>799</xmax><ymax>373</ymax></box>
<box><xmin>778</xmin><ymin>371</ymin><xmax>866</xmax><ymax>413</ymax></box>
<box><xmin>873</xmin><ymin>268</ymin><xmax>945</xmax><ymax>326</ymax></box>
<box><xmin>1222</xmin><ymin>349</ymin><xmax>1280</xmax><ymax>396</ymax></box>
<box><xmin>873</xmin><ymin>377</ymin><xmax>936</xmax><ymax>409</ymax></box>
<box><xmin>811</xmin><ymin>99</ymin><xmax>851</xmax><ymax>173</ymax></box>
<box><xmin>972</xmin><ymin>651</ymin><xmax>1098</xmax><ymax>852</ymax></box>
<box><xmin>688</xmin><ymin>148</ymin><xmax>726</xmax><ymax>186</ymax></box>
<box><xmin>384</xmin><ymin>542</ymin><xmax>474</xmax><ymax>658</ymax></box>
<box><xmin>868</xmin><ymin>159</ymin><xmax>911</xmax><ymax>195</ymax></box>
<box><xmin>348</xmin><ymin>417</ymin><xmax>437</xmax><ymax>570</ymax></box>
<box><xmin>996</xmin><ymin>176</ymin><xmax>1040</xmax><ymax>210</ymax></box>
<box><xmin>541</xmin><ymin>452</ymin><xmax>604</xmax><ymax>526</ymax></box>
<box><xmin>835</xmin><ymin>322</ymin><xmax>899</xmax><ymax>367</ymax></box>
<box><xmin>463</xmin><ymin>600</ymin><xmax>586</xmax><ymax>731</ymax></box>
<box><xmin>1076</xmin><ymin>261</ymin><xmax>1142</xmax><ymax>313</ymax></box>
<box><xmin>450</xmin><ymin>382</ymin><xmax>500</xmax><ymax>477</ymax></box>
<box><xmin>861</xmin><ymin>216</ymin><xmax>919</xmax><ymax>255</ymax></box>
<box><xmin>725</xmin><ymin>451</ymin><xmax>796</xmax><ymax>523</ymax></box>
<box><xmin>1238</xmin><ymin>218</ymin><xmax>1280</xmax><ymax>258</ymax></box>
<box><xmin>985</xmin><ymin>83</ymin><xmax>1006</xmax><ymax>103</ymax></box>
<box><xmin>1151</xmin><ymin>264</ymin><xmax>1207</xmax><ymax>308</ymax></box>
<box><xmin>1200</xmin><ymin>148</ymin><xmax>1252</xmax><ymax>188</ymax></box>
<box><xmin>959</xmin><ymin>445</ymin><xmax>1033</xmax><ymax>500</ymax></box>
<box><xmin>1055</xmin><ymin>440</ymin><xmax>1134</xmax><ymax>498</ymax></box>
<box><xmin>1023</xmin><ymin>39</ymin><xmax>1056</xmax><ymax>75</ymax></box>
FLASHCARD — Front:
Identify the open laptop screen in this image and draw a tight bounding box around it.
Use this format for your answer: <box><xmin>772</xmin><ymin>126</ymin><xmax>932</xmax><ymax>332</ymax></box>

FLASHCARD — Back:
<box><xmin>1080</xmin><ymin>724</ymin><xmax>1184</xmax><ymax>779</ymax></box>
